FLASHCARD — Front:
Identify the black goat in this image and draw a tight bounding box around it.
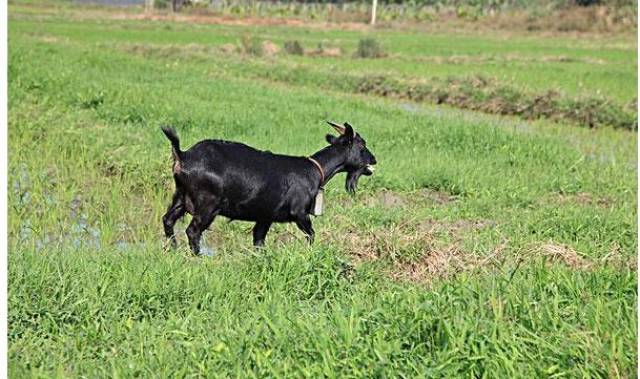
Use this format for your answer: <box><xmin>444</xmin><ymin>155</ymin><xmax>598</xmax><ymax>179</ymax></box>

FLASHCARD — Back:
<box><xmin>161</xmin><ymin>121</ymin><xmax>377</xmax><ymax>254</ymax></box>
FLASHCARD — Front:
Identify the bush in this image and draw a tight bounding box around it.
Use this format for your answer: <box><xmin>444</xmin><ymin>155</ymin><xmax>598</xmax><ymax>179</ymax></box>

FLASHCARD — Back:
<box><xmin>284</xmin><ymin>40</ymin><xmax>304</xmax><ymax>55</ymax></box>
<box><xmin>354</xmin><ymin>38</ymin><xmax>386</xmax><ymax>59</ymax></box>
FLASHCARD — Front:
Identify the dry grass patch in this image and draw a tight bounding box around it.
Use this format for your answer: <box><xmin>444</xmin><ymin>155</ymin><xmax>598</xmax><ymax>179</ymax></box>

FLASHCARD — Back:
<box><xmin>329</xmin><ymin>220</ymin><xmax>632</xmax><ymax>283</ymax></box>
<box><xmin>324</xmin><ymin>217</ymin><xmax>498</xmax><ymax>282</ymax></box>
<box><xmin>519</xmin><ymin>241</ymin><xmax>633</xmax><ymax>271</ymax></box>
<box><xmin>523</xmin><ymin>242</ymin><xmax>593</xmax><ymax>270</ymax></box>
<box><xmin>389</xmin><ymin>239</ymin><xmax>634</xmax><ymax>283</ymax></box>
<box><xmin>261</xmin><ymin>41</ymin><xmax>281</xmax><ymax>57</ymax></box>
<box><xmin>388</xmin><ymin>244</ymin><xmax>506</xmax><ymax>283</ymax></box>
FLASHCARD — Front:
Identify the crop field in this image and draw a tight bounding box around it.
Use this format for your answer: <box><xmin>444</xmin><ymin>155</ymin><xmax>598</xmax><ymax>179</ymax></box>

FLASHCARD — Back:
<box><xmin>7</xmin><ymin>1</ymin><xmax>638</xmax><ymax>377</ymax></box>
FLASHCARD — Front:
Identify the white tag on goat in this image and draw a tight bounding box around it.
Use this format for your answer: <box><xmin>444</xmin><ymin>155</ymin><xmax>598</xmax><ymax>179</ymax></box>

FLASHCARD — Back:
<box><xmin>312</xmin><ymin>189</ymin><xmax>324</xmax><ymax>216</ymax></box>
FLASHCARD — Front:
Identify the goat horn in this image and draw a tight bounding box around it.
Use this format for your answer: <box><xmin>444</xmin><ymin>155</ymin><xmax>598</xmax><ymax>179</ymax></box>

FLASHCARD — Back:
<box><xmin>327</xmin><ymin>121</ymin><xmax>346</xmax><ymax>135</ymax></box>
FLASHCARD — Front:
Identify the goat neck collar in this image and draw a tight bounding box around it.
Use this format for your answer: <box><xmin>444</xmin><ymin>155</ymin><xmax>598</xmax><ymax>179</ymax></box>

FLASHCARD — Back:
<box><xmin>307</xmin><ymin>157</ymin><xmax>325</xmax><ymax>187</ymax></box>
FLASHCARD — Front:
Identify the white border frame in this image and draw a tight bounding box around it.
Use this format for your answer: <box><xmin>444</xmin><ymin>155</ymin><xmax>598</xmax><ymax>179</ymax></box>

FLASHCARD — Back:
<box><xmin>1</xmin><ymin>0</ymin><xmax>8</xmax><ymax>376</ymax></box>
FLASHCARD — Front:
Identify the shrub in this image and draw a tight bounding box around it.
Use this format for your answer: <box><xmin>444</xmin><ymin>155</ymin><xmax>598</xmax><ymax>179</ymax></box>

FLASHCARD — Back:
<box><xmin>284</xmin><ymin>40</ymin><xmax>304</xmax><ymax>55</ymax></box>
<box><xmin>354</xmin><ymin>38</ymin><xmax>386</xmax><ymax>59</ymax></box>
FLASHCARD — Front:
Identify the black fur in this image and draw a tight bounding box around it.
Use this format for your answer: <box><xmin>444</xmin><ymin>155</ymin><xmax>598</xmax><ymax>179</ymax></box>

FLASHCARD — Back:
<box><xmin>161</xmin><ymin>122</ymin><xmax>377</xmax><ymax>254</ymax></box>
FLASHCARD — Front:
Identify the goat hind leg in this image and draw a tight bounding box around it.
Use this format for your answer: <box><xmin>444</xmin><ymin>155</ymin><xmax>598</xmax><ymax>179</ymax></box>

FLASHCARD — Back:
<box><xmin>186</xmin><ymin>206</ymin><xmax>219</xmax><ymax>255</ymax></box>
<box><xmin>162</xmin><ymin>192</ymin><xmax>186</xmax><ymax>249</ymax></box>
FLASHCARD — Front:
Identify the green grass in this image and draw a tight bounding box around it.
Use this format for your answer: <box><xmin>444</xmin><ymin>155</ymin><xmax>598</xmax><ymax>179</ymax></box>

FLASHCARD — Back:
<box><xmin>8</xmin><ymin>8</ymin><xmax>638</xmax><ymax>102</ymax></box>
<box><xmin>8</xmin><ymin>2</ymin><xmax>637</xmax><ymax>377</ymax></box>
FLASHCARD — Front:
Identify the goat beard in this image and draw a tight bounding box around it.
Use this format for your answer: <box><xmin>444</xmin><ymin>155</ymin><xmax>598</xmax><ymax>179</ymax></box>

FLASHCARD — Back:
<box><xmin>345</xmin><ymin>167</ymin><xmax>372</xmax><ymax>194</ymax></box>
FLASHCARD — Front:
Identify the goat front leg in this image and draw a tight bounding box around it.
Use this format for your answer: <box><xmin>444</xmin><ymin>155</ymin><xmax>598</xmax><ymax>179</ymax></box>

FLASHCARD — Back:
<box><xmin>295</xmin><ymin>215</ymin><xmax>315</xmax><ymax>245</ymax></box>
<box><xmin>252</xmin><ymin>222</ymin><xmax>272</xmax><ymax>248</ymax></box>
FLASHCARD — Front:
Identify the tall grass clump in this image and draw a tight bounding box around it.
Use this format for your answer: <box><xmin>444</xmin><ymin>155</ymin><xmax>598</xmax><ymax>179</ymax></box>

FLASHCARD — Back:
<box><xmin>354</xmin><ymin>38</ymin><xmax>386</xmax><ymax>59</ymax></box>
<box><xmin>284</xmin><ymin>40</ymin><xmax>305</xmax><ymax>55</ymax></box>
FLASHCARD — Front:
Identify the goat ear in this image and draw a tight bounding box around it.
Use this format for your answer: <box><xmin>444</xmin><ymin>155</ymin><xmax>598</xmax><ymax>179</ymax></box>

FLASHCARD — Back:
<box><xmin>344</xmin><ymin>123</ymin><xmax>355</xmax><ymax>140</ymax></box>
<box><xmin>327</xmin><ymin>121</ymin><xmax>346</xmax><ymax>135</ymax></box>
<box><xmin>326</xmin><ymin>134</ymin><xmax>339</xmax><ymax>145</ymax></box>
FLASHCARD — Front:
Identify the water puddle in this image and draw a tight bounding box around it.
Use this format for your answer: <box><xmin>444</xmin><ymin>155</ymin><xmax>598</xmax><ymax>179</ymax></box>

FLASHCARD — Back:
<box><xmin>201</xmin><ymin>246</ymin><xmax>215</xmax><ymax>257</ymax></box>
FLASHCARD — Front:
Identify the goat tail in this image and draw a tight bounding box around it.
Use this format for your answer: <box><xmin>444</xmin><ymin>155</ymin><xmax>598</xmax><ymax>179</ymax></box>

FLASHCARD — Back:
<box><xmin>161</xmin><ymin>126</ymin><xmax>183</xmax><ymax>174</ymax></box>
<box><xmin>161</xmin><ymin>125</ymin><xmax>182</xmax><ymax>158</ymax></box>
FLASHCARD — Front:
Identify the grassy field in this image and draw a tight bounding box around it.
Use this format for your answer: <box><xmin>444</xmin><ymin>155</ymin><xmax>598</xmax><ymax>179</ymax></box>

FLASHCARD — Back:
<box><xmin>8</xmin><ymin>2</ymin><xmax>638</xmax><ymax>377</ymax></box>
